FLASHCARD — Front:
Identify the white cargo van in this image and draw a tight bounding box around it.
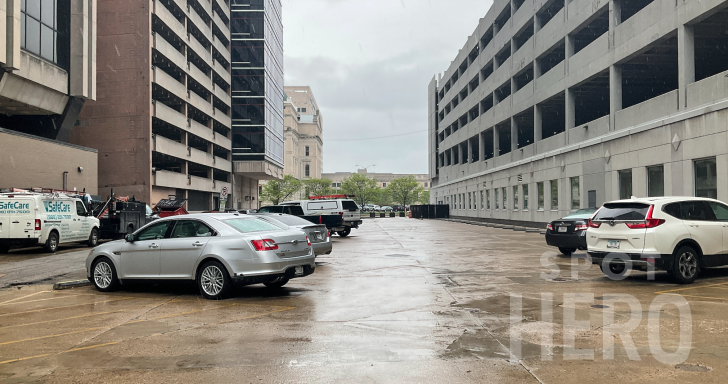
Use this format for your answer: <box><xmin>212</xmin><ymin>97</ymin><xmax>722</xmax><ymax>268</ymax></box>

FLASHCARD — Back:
<box><xmin>0</xmin><ymin>192</ymin><xmax>100</xmax><ymax>253</ymax></box>
<box><xmin>280</xmin><ymin>197</ymin><xmax>362</xmax><ymax>237</ymax></box>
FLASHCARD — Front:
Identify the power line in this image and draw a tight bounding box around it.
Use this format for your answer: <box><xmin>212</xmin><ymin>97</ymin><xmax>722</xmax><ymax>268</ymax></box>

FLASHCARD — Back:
<box><xmin>326</xmin><ymin>130</ymin><xmax>428</xmax><ymax>142</ymax></box>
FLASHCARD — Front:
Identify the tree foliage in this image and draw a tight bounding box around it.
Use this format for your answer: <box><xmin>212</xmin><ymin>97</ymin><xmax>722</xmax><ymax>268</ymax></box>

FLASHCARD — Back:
<box><xmin>386</xmin><ymin>176</ymin><xmax>424</xmax><ymax>207</ymax></box>
<box><xmin>304</xmin><ymin>178</ymin><xmax>334</xmax><ymax>198</ymax></box>
<box><xmin>341</xmin><ymin>173</ymin><xmax>378</xmax><ymax>207</ymax></box>
<box><xmin>418</xmin><ymin>190</ymin><xmax>430</xmax><ymax>205</ymax></box>
<box><xmin>260</xmin><ymin>175</ymin><xmax>301</xmax><ymax>205</ymax></box>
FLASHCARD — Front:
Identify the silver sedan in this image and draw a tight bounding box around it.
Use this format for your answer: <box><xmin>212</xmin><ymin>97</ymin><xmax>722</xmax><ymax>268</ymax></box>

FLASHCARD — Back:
<box><xmin>86</xmin><ymin>213</ymin><xmax>315</xmax><ymax>299</ymax></box>
<box><xmin>249</xmin><ymin>213</ymin><xmax>332</xmax><ymax>256</ymax></box>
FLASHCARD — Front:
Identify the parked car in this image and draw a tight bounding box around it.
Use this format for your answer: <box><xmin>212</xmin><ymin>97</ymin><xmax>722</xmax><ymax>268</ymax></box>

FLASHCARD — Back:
<box><xmin>588</xmin><ymin>197</ymin><xmax>728</xmax><ymax>284</ymax></box>
<box><xmin>86</xmin><ymin>213</ymin><xmax>316</xmax><ymax>299</ymax></box>
<box><xmin>280</xmin><ymin>198</ymin><xmax>362</xmax><ymax>237</ymax></box>
<box><xmin>380</xmin><ymin>206</ymin><xmax>393</xmax><ymax>212</ymax></box>
<box><xmin>250</xmin><ymin>213</ymin><xmax>332</xmax><ymax>256</ymax></box>
<box><xmin>257</xmin><ymin>205</ymin><xmax>345</xmax><ymax>232</ymax></box>
<box><xmin>545</xmin><ymin>208</ymin><xmax>597</xmax><ymax>256</ymax></box>
<box><xmin>391</xmin><ymin>205</ymin><xmax>405</xmax><ymax>211</ymax></box>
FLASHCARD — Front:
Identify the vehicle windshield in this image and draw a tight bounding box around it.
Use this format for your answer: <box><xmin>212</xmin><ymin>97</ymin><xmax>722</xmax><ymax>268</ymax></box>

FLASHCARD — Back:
<box><xmin>223</xmin><ymin>218</ymin><xmax>284</xmax><ymax>233</ymax></box>
<box><xmin>264</xmin><ymin>214</ymin><xmax>313</xmax><ymax>227</ymax></box>
<box><xmin>593</xmin><ymin>203</ymin><xmax>650</xmax><ymax>221</ymax></box>
<box><xmin>561</xmin><ymin>208</ymin><xmax>597</xmax><ymax>219</ymax></box>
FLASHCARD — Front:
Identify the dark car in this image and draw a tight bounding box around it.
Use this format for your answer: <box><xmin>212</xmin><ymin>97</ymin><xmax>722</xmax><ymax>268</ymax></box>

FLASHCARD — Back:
<box><xmin>545</xmin><ymin>208</ymin><xmax>597</xmax><ymax>256</ymax></box>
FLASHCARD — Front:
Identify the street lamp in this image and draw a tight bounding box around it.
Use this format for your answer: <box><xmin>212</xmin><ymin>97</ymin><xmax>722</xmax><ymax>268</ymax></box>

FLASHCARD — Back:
<box><xmin>356</xmin><ymin>164</ymin><xmax>376</xmax><ymax>172</ymax></box>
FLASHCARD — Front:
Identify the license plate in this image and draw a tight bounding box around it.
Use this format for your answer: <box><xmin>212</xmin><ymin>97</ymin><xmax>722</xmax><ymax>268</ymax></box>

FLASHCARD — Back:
<box><xmin>607</xmin><ymin>240</ymin><xmax>620</xmax><ymax>249</ymax></box>
<box><xmin>294</xmin><ymin>266</ymin><xmax>304</xmax><ymax>276</ymax></box>
<box><xmin>558</xmin><ymin>227</ymin><xmax>568</xmax><ymax>233</ymax></box>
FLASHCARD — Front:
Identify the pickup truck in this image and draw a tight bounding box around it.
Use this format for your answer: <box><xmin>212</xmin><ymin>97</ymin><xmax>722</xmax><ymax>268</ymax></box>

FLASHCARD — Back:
<box><xmin>255</xmin><ymin>205</ymin><xmax>345</xmax><ymax>232</ymax></box>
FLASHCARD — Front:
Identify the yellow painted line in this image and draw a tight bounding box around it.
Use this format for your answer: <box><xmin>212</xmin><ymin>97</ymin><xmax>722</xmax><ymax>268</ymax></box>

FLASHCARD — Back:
<box><xmin>125</xmin><ymin>303</ymin><xmax>239</xmax><ymax>324</ymax></box>
<box><xmin>0</xmin><ymin>327</ymin><xmax>106</xmax><ymax>346</ymax></box>
<box><xmin>0</xmin><ymin>353</ymin><xmax>51</xmax><ymax>365</ymax></box>
<box><xmin>658</xmin><ymin>293</ymin><xmax>728</xmax><ymax>301</ymax></box>
<box><xmin>0</xmin><ymin>297</ymin><xmax>140</xmax><ymax>318</ymax></box>
<box><xmin>60</xmin><ymin>341</ymin><xmax>119</xmax><ymax>354</ymax></box>
<box><xmin>655</xmin><ymin>281</ymin><xmax>728</xmax><ymax>294</ymax></box>
<box><xmin>0</xmin><ymin>303</ymin><xmax>160</xmax><ymax>329</ymax></box>
<box><xmin>0</xmin><ymin>341</ymin><xmax>120</xmax><ymax>366</ymax></box>
<box><xmin>0</xmin><ymin>290</ymin><xmax>51</xmax><ymax>305</ymax></box>
<box><xmin>0</xmin><ymin>294</ymin><xmax>86</xmax><ymax>307</ymax></box>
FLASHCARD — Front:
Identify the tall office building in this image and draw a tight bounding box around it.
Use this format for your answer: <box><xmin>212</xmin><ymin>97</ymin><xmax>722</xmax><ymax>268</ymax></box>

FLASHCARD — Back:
<box><xmin>283</xmin><ymin>86</ymin><xmax>323</xmax><ymax>181</ymax></box>
<box><xmin>429</xmin><ymin>0</ymin><xmax>728</xmax><ymax>225</ymax></box>
<box><xmin>0</xmin><ymin>0</ymin><xmax>98</xmax><ymax>192</ymax></box>
<box><xmin>229</xmin><ymin>0</ymin><xmax>285</xmax><ymax>210</ymax></box>
<box><xmin>72</xmin><ymin>0</ymin><xmax>233</xmax><ymax>210</ymax></box>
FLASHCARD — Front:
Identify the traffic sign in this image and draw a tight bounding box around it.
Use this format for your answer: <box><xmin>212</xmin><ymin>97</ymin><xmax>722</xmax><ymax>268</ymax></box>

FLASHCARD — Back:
<box><xmin>220</xmin><ymin>186</ymin><xmax>228</xmax><ymax>198</ymax></box>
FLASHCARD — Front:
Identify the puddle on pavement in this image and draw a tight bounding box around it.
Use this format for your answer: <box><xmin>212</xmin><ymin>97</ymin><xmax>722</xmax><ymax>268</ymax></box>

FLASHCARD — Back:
<box><xmin>441</xmin><ymin>328</ymin><xmax>553</xmax><ymax>360</ymax></box>
<box><xmin>675</xmin><ymin>363</ymin><xmax>712</xmax><ymax>372</ymax></box>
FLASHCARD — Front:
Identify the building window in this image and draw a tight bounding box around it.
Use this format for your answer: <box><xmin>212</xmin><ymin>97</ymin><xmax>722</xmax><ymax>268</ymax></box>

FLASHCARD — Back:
<box><xmin>550</xmin><ymin>180</ymin><xmax>558</xmax><ymax>210</ymax></box>
<box><xmin>619</xmin><ymin>169</ymin><xmax>632</xmax><ymax>200</ymax></box>
<box><xmin>473</xmin><ymin>192</ymin><xmax>477</xmax><ymax>210</ymax></box>
<box><xmin>305</xmin><ymin>164</ymin><xmax>310</xmax><ymax>177</ymax></box>
<box><xmin>695</xmin><ymin>158</ymin><xmax>717</xmax><ymax>198</ymax></box>
<box><xmin>383</xmin><ymin>183</ymin><xmax>387</xmax><ymax>187</ymax></box>
<box><xmin>495</xmin><ymin>189</ymin><xmax>500</xmax><ymax>209</ymax></box>
<box><xmin>302</xmin><ymin>108</ymin><xmax>307</xmax><ymax>112</ymax></box>
<box><xmin>570</xmin><ymin>177</ymin><xmax>580</xmax><ymax>209</ymax></box>
<box><xmin>305</xmin><ymin>146</ymin><xmax>310</xmax><ymax>156</ymax></box>
<box><xmin>513</xmin><ymin>186</ymin><xmax>519</xmax><ymax>210</ymax></box>
<box><xmin>21</xmin><ymin>0</ymin><xmax>69</xmax><ymax>69</ymax></box>
<box><xmin>523</xmin><ymin>184</ymin><xmax>529</xmax><ymax>210</ymax></box>
<box><xmin>468</xmin><ymin>192</ymin><xmax>472</xmax><ymax>210</ymax></box>
<box><xmin>647</xmin><ymin>165</ymin><xmax>665</xmax><ymax>197</ymax></box>
<box><xmin>480</xmin><ymin>191</ymin><xmax>484</xmax><ymax>210</ymax></box>
<box><xmin>486</xmin><ymin>190</ymin><xmax>491</xmax><ymax>210</ymax></box>
<box><xmin>537</xmin><ymin>182</ymin><xmax>544</xmax><ymax>210</ymax></box>
<box><xmin>502</xmin><ymin>187</ymin><xmax>507</xmax><ymax>210</ymax></box>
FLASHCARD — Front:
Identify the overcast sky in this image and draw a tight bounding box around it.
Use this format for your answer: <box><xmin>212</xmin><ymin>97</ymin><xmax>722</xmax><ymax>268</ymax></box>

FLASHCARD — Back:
<box><xmin>281</xmin><ymin>0</ymin><xmax>493</xmax><ymax>175</ymax></box>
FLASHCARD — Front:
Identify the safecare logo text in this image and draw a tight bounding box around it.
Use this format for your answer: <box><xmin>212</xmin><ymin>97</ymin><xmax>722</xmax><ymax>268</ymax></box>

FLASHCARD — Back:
<box><xmin>0</xmin><ymin>201</ymin><xmax>30</xmax><ymax>210</ymax></box>
<box><xmin>43</xmin><ymin>201</ymin><xmax>71</xmax><ymax>213</ymax></box>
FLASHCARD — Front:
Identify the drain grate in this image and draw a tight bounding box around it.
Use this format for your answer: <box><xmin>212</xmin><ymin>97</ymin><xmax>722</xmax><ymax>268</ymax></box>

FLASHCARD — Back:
<box><xmin>675</xmin><ymin>364</ymin><xmax>711</xmax><ymax>372</ymax></box>
<box><xmin>386</xmin><ymin>254</ymin><xmax>410</xmax><ymax>257</ymax></box>
<box><xmin>591</xmin><ymin>305</ymin><xmax>610</xmax><ymax>309</ymax></box>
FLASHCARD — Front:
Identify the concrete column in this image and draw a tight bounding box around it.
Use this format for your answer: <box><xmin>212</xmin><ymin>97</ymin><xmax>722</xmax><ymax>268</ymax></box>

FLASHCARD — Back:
<box><xmin>511</xmin><ymin>117</ymin><xmax>519</xmax><ymax>151</ymax></box>
<box><xmin>565</xmin><ymin>34</ymin><xmax>575</xmax><ymax>75</ymax></box>
<box><xmin>632</xmin><ymin>166</ymin><xmax>647</xmax><ymax>198</ymax></box>
<box><xmin>494</xmin><ymin>126</ymin><xmax>501</xmax><ymax>157</ymax></box>
<box><xmin>467</xmin><ymin>140</ymin><xmax>473</xmax><ymax>163</ymax></box>
<box><xmin>565</xmin><ymin>88</ymin><xmax>575</xmax><ymax>144</ymax></box>
<box><xmin>678</xmin><ymin>25</ymin><xmax>695</xmax><ymax>110</ymax></box>
<box><xmin>478</xmin><ymin>132</ymin><xmax>485</xmax><ymax>161</ymax></box>
<box><xmin>534</xmin><ymin>105</ymin><xmax>543</xmax><ymax>141</ymax></box>
<box><xmin>718</xmin><ymin>155</ymin><xmax>728</xmax><ymax>203</ymax></box>
<box><xmin>609</xmin><ymin>0</ymin><xmax>621</xmax><ymax>49</ymax></box>
<box><xmin>682</xmin><ymin>159</ymin><xmax>694</xmax><ymax>197</ymax></box>
<box><xmin>609</xmin><ymin>65</ymin><xmax>622</xmax><ymax>131</ymax></box>
<box><xmin>3</xmin><ymin>0</ymin><xmax>20</xmax><ymax>70</ymax></box>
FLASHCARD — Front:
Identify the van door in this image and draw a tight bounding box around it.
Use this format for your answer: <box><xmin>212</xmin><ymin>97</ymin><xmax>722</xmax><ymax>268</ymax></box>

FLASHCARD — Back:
<box><xmin>6</xmin><ymin>198</ymin><xmax>35</xmax><ymax>240</ymax></box>
<box><xmin>75</xmin><ymin>201</ymin><xmax>91</xmax><ymax>241</ymax></box>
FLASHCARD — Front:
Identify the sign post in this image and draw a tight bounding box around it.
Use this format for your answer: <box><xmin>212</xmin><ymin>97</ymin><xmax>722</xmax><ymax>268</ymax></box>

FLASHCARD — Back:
<box><xmin>219</xmin><ymin>186</ymin><xmax>228</xmax><ymax>212</ymax></box>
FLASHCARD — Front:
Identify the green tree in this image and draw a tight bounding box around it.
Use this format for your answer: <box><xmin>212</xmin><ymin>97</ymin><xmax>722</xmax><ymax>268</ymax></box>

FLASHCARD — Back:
<box><xmin>418</xmin><ymin>190</ymin><xmax>430</xmax><ymax>205</ymax></box>
<box><xmin>372</xmin><ymin>187</ymin><xmax>392</xmax><ymax>207</ymax></box>
<box><xmin>260</xmin><ymin>175</ymin><xmax>301</xmax><ymax>205</ymax></box>
<box><xmin>304</xmin><ymin>178</ymin><xmax>334</xmax><ymax>198</ymax></box>
<box><xmin>386</xmin><ymin>176</ymin><xmax>424</xmax><ymax>207</ymax></box>
<box><xmin>341</xmin><ymin>173</ymin><xmax>378</xmax><ymax>207</ymax></box>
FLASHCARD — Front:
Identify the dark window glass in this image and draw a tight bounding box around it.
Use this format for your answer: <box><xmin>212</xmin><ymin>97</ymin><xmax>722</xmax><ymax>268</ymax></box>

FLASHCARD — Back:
<box><xmin>171</xmin><ymin>220</ymin><xmax>214</xmax><ymax>238</ymax></box>
<box><xmin>258</xmin><ymin>206</ymin><xmax>283</xmax><ymax>213</ymax></box>
<box><xmin>232</xmin><ymin>98</ymin><xmax>265</xmax><ymax>124</ymax></box>
<box><xmin>231</xmin><ymin>42</ymin><xmax>264</xmax><ymax>66</ymax></box>
<box><xmin>619</xmin><ymin>169</ymin><xmax>632</xmax><ymax>200</ymax></box>
<box><xmin>708</xmin><ymin>202</ymin><xmax>728</xmax><ymax>222</ymax></box>
<box><xmin>75</xmin><ymin>202</ymin><xmax>86</xmax><ymax>216</ymax></box>
<box><xmin>232</xmin><ymin>69</ymin><xmax>264</xmax><ymax>96</ymax></box>
<box><xmin>284</xmin><ymin>206</ymin><xmax>305</xmax><ymax>215</ymax></box>
<box><xmin>695</xmin><ymin>158</ymin><xmax>717</xmax><ymax>199</ymax></box>
<box><xmin>593</xmin><ymin>203</ymin><xmax>650</xmax><ymax>221</ymax></box>
<box><xmin>136</xmin><ymin>221</ymin><xmax>172</xmax><ymax>241</ymax></box>
<box><xmin>680</xmin><ymin>201</ymin><xmax>716</xmax><ymax>221</ymax></box>
<box><xmin>230</xmin><ymin>0</ymin><xmax>264</xmax><ymax>10</ymax></box>
<box><xmin>663</xmin><ymin>203</ymin><xmax>681</xmax><ymax>219</ymax></box>
<box><xmin>342</xmin><ymin>201</ymin><xmax>358</xmax><ymax>211</ymax></box>
<box><xmin>21</xmin><ymin>0</ymin><xmax>67</xmax><ymax>69</ymax></box>
<box><xmin>305</xmin><ymin>164</ymin><xmax>310</xmax><ymax>177</ymax></box>
<box><xmin>647</xmin><ymin>165</ymin><xmax>664</xmax><ymax>197</ymax></box>
<box><xmin>231</xmin><ymin>14</ymin><xmax>264</xmax><ymax>38</ymax></box>
<box><xmin>232</xmin><ymin>126</ymin><xmax>265</xmax><ymax>154</ymax></box>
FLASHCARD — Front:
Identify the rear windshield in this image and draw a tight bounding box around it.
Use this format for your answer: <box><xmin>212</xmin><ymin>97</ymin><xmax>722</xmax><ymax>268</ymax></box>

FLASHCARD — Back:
<box><xmin>307</xmin><ymin>201</ymin><xmax>338</xmax><ymax>210</ymax></box>
<box><xmin>267</xmin><ymin>215</ymin><xmax>313</xmax><ymax>227</ymax></box>
<box><xmin>342</xmin><ymin>200</ymin><xmax>358</xmax><ymax>211</ymax></box>
<box><xmin>223</xmin><ymin>218</ymin><xmax>284</xmax><ymax>233</ymax></box>
<box><xmin>593</xmin><ymin>203</ymin><xmax>650</xmax><ymax>221</ymax></box>
<box><xmin>562</xmin><ymin>209</ymin><xmax>597</xmax><ymax>219</ymax></box>
<box><xmin>285</xmin><ymin>206</ymin><xmax>305</xmax><ymax>215</ymax></box>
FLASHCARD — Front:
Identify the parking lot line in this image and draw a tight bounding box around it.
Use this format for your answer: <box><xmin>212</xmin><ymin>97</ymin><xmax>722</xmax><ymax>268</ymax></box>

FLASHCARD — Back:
<box><xmin>0</xmin><ymin>303</ymin><xmax>161</xmax><ymax>329</ymax></box>
<box><xmin>655</xmin><ymin>281</ymin><xmax>728</xmax><ymax>294</ymax></box>
<box><xmin>0</xmin><ymin>327</ymin><xmax>106</xmax><ymax>346</ymax></box>
<box><xmin>659</xmin><ymin>292</ymin><xmax>728</xmax><ymax>302</ymax></box>
<box><xmin>0</xmin><ymin>294</ymin><xmax>89</xmax><ymax>307</ymax></box>
<box><xmin>59</xmin><ymin>341</ymin><xmax>119</xmax><ymax>354</ymax></box>
<box><xmin>0</xmin><ymin>353</ymin><xmax>51</xmax><ymax>366</ymax></box>
<box><xmin>0</xmin><ymin>341</ymin><xmax>121</xmax><ymax>366</ymax></box>
<box><xmin>0</xmin><ymin>290</ymin><xmax>51</xmax><ymax>305</ymax></box>
<box><xmin>125</xmin><ymin>303</ymin><xmax>240</xmax><ymax>324</ymax></box>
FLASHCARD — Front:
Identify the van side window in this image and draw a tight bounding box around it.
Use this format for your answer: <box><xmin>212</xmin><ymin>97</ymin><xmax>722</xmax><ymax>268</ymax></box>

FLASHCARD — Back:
<box><xmin>76</xmin><ymin>201</ymin><xmax>87</xmax><ymax>216</ymax></box>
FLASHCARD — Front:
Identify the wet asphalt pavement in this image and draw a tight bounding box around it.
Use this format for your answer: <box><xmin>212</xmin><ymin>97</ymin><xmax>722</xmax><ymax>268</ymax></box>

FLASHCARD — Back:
<box><xmin>0</xmin><ymin>218</ymin><xmax>727</xmax><ymax>383</ymax></box>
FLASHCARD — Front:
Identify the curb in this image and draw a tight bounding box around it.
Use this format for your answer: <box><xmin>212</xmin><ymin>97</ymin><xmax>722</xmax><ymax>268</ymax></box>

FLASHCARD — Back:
<box><xmin>53</xmin><ymin>280</ymin><xmax>92</xmax><ymax>290</ymax></box>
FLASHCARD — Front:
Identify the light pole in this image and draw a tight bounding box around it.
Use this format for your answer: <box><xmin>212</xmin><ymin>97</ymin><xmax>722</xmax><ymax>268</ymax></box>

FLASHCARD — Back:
<box><xmin>355</xmin><ymin>164</ymin><xmax>375</xmax><ymax>173</ymax></box>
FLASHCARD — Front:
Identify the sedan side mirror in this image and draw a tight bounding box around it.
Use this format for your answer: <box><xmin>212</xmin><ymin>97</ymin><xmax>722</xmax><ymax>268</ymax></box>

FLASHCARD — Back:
<box><xmin>125</xmin><ymin>234</ymin><xmax>135</xmax><ymax>242</ymax></box>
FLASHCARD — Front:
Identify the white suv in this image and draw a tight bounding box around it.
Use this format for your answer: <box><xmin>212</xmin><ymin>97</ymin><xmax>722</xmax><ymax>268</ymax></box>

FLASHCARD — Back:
<box><xmin>587</xmin><ymin>196</ymin><xmax>728</xmax><ymax>284</ymax></box>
